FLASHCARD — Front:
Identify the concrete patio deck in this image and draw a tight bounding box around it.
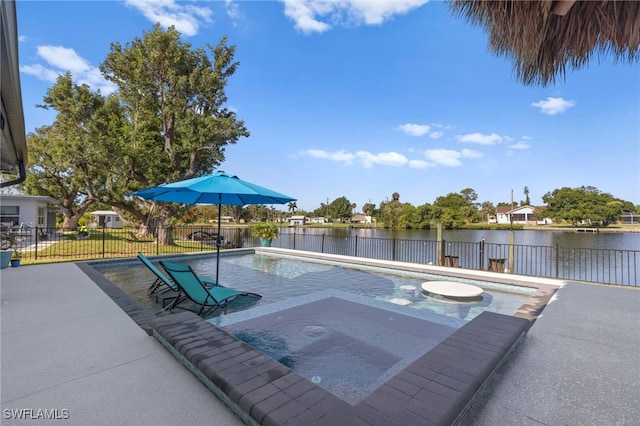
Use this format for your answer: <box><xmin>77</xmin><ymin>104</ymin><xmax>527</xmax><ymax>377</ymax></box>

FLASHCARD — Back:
<box><xmin>461</xmin><ymin>282</ymin><xmax>640</xmax><ymax>425</ymax></box>
<box><xmin>1</xmin><ymin>263</ymin><xmax>244</xmax><ymax>426</ymax></box>
<box><xmin>1</xmin><ymin>261</ymin><xmax>639</xmax><ymax>425</ymax></box>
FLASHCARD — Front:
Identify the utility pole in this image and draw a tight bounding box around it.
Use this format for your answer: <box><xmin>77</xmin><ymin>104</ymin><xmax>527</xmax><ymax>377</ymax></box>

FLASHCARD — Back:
<box><xmin>508</xmin><ymin>189</ymin><xmax>515</xmax><ymax>273</ymax></box>
<box><xmin>326</xmin><ymin>197</ymin><xmax>329</xmax><ymax>219</ymax></box>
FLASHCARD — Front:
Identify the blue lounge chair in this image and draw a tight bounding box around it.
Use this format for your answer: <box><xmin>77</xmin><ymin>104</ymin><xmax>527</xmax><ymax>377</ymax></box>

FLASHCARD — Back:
<box><xmin>160</xmin><ymin>260</ymin><xmax>261</xmax><ymax>317</ymax></box>
<box><xmin>137</xmin><ymin>253</ymin><xmax>218</xmax><ymax>297</ymax></box>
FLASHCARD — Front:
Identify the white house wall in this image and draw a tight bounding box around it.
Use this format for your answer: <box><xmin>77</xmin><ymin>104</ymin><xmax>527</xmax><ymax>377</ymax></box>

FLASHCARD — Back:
<box><xmin>0</xmin><ymin>196</ymin><xmax>57</xmax><ymax>234</ymax></box>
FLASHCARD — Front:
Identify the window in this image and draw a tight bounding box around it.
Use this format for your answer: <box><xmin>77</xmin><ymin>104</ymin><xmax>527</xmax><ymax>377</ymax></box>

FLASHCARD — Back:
<box><xmin>37</xmin><ymin>207</ymin><xmax>45</xmax><ymax>225</ymax></box>
<box><xmin>0</xmin><ymin>205</ymin><xmax>20</xmax><ymax>227</ymax></box>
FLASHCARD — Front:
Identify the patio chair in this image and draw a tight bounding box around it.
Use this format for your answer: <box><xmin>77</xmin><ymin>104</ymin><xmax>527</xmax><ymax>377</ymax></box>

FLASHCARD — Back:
<box><xmin>37</xmin><ymin>227</ymin><xmax>48</xmax><ymax>240</ymax></box>
<box><xmin>137</xmin><ymin>253</ymin><xmax>218</xmax><ymax>298</ymax></box>
<box><xmin>160</xmin><ymin>260</ymin><xmax>261</xmax><ymax>317</ymax></box>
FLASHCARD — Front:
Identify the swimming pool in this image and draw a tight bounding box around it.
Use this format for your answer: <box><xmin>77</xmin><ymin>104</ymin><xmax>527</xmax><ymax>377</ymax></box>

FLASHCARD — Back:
<box><xmin>94</xmin><ymin>250</ymin><xmax>541</xmax><ymax>406</ymax></box>
<box><xmin>96</xmin><ymin>251</ymin><xmax>535</xmax><ymax>322</ymax></box>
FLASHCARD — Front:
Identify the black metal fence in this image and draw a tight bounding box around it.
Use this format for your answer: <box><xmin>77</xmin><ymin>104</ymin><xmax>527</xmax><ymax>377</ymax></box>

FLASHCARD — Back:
<box><xmin>7</xmin><ymin>226</ymin><xmax>249</xmax><ymax>262</ymax></box>
<box><xmin>7</xmin><ymin>226</ymin><xmax>638</xmax><ymax>287</ymax></box>
<box><xmin>271</xmin><ymin>231</ymin><xmax>639</xmax><ymax>287</ymax></box>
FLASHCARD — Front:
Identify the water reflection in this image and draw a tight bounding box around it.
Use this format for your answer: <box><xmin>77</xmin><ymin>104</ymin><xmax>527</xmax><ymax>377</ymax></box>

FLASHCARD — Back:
<box><xmin>283</xmin><ymin>227</ymin><xmax>639</xmax><ymax>250</ymax></box>
<box><xmin>274</xmin><ymin>227</ymin><xmax>639</xmax><ymax>285</ymax></box>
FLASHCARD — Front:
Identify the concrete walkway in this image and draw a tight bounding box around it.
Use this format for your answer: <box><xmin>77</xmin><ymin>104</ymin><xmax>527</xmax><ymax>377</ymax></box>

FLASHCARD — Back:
<box><xmin>2</xmin><ymin>263</ymin><xmax>639</xmax><ymax>425</ymax></box>
<box><xmin>461</xmin><ymin>283</ymin><xmax>640</xmax><ymax>425</ymax></box>
<box><xmin>1</xmin><ymin>263</ymin><xmax>243</xmax><ymax>426</ymax></box>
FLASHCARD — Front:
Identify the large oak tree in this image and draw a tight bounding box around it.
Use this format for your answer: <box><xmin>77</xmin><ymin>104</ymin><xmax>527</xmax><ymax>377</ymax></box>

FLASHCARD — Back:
<box><xmin>542</xmin><ymin>186</ymin><xmax>624</xmax><ymax>226</ymax></box>
<box><xmin>23</xmin><ymin>26</ymin><xmax>248</xmax><ymax>243</ymax></box>
<box><xmin>22</xmin><ymin>73</ymin><xmax>106</xmax><ymax>228</ymax></box>
<box><xmin>99</xmin><ymin>25</ymin><xmax>249</xmax><ymax>243</ymax></box>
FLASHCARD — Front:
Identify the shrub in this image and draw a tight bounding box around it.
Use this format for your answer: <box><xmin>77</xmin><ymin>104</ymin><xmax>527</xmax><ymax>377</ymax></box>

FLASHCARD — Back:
<box><xmin>251</xmin><ymin>222</ymin><xmax>279</xmax><ymax>240</ymax></box>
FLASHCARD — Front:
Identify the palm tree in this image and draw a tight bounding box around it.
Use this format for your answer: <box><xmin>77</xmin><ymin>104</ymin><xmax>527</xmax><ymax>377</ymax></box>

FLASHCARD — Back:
<box><xmin>288</xmin><ymin>201</ymin><xmax>297</xmax><ymax>214</ymax></box>
<box><xmin>481</xmin><ymin>201</ymin><xmax>495</xmax><ymax>223</ymax></box>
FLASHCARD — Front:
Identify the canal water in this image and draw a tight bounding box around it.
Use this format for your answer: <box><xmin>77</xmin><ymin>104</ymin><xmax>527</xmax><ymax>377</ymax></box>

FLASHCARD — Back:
<box><xmin>280</xmin><ymin>227</ymin><xmax>640</xmax><ymax>251</ymax></box>
<box><xmin>264</xmin><ymin>227</ymin><xmax>639</xmax><ymax>286</ymax></box>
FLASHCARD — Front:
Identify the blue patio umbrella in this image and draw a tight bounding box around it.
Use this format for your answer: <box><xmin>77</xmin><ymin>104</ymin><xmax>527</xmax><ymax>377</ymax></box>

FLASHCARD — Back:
<box><xmin>132</xmin><ymin>171</ymin><xmax>296</xmax><ymax>283</ymax></box>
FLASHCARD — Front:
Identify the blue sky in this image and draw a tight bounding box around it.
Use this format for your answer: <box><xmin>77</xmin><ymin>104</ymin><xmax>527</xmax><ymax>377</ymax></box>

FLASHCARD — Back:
<box><xmin>17</xmin><ymin>0</ymin><xmax>640</xmax><ymax>212</ymax></box>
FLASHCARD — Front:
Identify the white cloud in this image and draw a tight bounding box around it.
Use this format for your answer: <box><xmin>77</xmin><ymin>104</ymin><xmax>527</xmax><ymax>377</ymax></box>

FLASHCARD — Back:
<box><xmin>37</xmin><ymin>45</ymin><xmax>91</xmax><ymax>73</ymax></box>
<box><xmin>282</xmin><ymin>0</ymin><xmax>332</xmax><ymax>33</ymax></box>
<box><xmin>303</xmin><ymin>146</ymin><xmax>477</xmax><ymax>168</ymax></box>
<box><xmin>20</xmin><ymin>64</ymin><xmax>60</xmax><ymax>82</ymax></box>
<box><xmin>397</xmin><ymin>123</ymin><xmax>431</xmax><ymax>137</ymax></box>
<box><xmin>282</xmin><ymin>0</ymin><xmax>428</xmax><ymax>34</ymax></box>
<box><xmin>424</xmin><ymin>149</ymin><xmax>462</xmax><ymax>167</ymax></box>
<box><xmin>508</xmin><ymin>141</ymin><xmax>531</xmax><ymax>150</ymax></box>
<box><xmin>301</xmin><ymin>149</ymin><xmax>411</xmax><ymax>168</ymax></box>
<box><xmin>429</xmin><ymin>131</ymin><xmax>443</xmax><ymax>139</ymax></box>
<box><xmin>125</xmin><ymin>0</ymin><xmax>212</xmax><ymax>36</ymax></box>
<box><xmin>356</xmin><ymin>151</ymin><xmax>408</xmax><ymax>168</ymax></box>
<box><xmin>303</xmin><ymin>149</ymin><xmax>355</xmax><ymax>164</ymax></box>
<box><xmin>531</xmin><ymin>97</ymin><xmax>576</xmax><ymax>115</ymax></box>
<box><xmin>21</xmin><ymin>46</ymin><xmax>117</xmax><ymax>94</ymax></box>
<box><xmin>455</xmin><ymin>132</ymin><xmax>504</xmax><ymax>145</ymax></box>
<box><xmin>461</xmin><ymin>149</ymin><xmax>482</xmax><ymax>158</ymax></box>
<box><xmin>409</xmin><ymin>159</ymin><xmax>433</xmax><ymax>169</ymax></box>
<box><xmin>225</xmin><ymin>0</ymin><xmax>242</xmax><ymax>20</ymax></box>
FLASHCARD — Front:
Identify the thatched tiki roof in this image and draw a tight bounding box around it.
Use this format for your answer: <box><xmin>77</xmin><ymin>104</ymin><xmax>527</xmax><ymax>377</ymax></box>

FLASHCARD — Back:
<box><xmin>449</xmin><ymin>0</ymin><xmax>640</xmax><ymax>86</ymax></box>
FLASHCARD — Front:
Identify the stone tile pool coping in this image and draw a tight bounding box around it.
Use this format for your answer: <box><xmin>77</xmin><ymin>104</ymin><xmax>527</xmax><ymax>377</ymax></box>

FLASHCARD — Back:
<box><xmin>79</xmin><ymin>249</ymin><xmax>561</xmax><ymax>425</ymax></box>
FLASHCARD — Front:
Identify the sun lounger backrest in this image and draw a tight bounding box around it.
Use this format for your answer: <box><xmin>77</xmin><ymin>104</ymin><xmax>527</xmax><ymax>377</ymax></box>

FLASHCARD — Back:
<box><xmin>137</xmin><ymin>253</ymin><xmax>178</xmax><ymax>292</ymax></box>
<box><xmin>160</xmin><ymin>261</ymin><xmax>216</xmax><ymax>305</ymax></box>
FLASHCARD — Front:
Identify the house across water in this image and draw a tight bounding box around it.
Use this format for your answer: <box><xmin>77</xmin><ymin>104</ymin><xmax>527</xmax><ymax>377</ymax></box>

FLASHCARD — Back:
<box><xmin>493</xmin><ymin>205</ymin><xmax>552</xmax><ymax>225</ymax></box>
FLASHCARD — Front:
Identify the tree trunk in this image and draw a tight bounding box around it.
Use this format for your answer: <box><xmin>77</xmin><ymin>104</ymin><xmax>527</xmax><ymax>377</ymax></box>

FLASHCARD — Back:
<box><xmin>156</xmin><ymin>204</ymin><xmax>174</xmax><ymax>245</ymax></box>
<box><xmin>61</xmin><ymin>199</ymin><xmax>94</xmax><ymax>230</ymax></box>
<box><xmin>61</xmin><ymin>214</ymin><xmax>80</xmax><ymax>231</ymax></box>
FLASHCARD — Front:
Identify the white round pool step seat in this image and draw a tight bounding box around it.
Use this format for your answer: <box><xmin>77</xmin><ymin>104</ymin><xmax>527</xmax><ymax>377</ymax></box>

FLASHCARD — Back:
<box><xmin>421</xmin><ymin>280</ymin><xmax>484</xmax><ymax>302</ymax></box>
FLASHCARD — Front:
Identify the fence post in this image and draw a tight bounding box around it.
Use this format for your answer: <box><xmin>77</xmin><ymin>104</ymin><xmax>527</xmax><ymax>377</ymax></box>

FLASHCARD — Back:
<box><xmin>354</xmin><ymin>235</ymin><xmax>358</xmax><ymax>257</ymax></box>
<box><xmin>479</xmin><ymin>238</ymin><xmax>484</xmax><ymax>270</ymax></box>
<box><xmin>436</xmin><ymin>222</ymin><xmax>444</xmax><ymax>266</ymax></box>
<box><xmin>293</xmin><ymin>232</ymin><xmax>296</xmax><ymax>250</ymax></box>
<box><xmin>102</xmin><ymin>225</ymin><xmax>106</xmax><ymax>258</ymax></box>
<box><xmin>392</xmin><ymin>237</ymin><xmax>397</xmax><ymax>261</ymax></box>
<box><xmin>321</xmin><ymin>234</ymin><xmax>325</xmax><ymax>253</ymax></box>
<box><xmin>507</xmin><ymin>230</ymin><xmax>515</xmax><ymax>273</ymax></box>
<box><xmin>34</xmin><ymin>228</ymin><xmax>39</xmax><ymax>260</ymax></box>
<box><xmin>555</xmin><ymin>243</ymin><xmax>559</xmax><ymax>278</ymax></box>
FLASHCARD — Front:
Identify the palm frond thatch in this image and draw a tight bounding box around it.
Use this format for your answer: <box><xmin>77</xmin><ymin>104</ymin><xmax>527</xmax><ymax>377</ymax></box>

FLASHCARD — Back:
<box><xmin>449</xmin><ymin>0</ymin><xmax>640</xmax><ymax>86</ymax></box>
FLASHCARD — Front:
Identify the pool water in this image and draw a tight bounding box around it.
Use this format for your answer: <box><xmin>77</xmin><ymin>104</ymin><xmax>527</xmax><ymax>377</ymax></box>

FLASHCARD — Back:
<box><xmin>222</xmin><ymin>295</ymin><xmax>458</xmax><ymax>405</ymax></box>
<box><xmin>96</xmin><ymin>252</ymin><xmax>535</xmax><ymax>321</ymax></box>
<box><xmin>95</xmin><ymin>252</ymin><xmax>537</xmax><ymax>405</ymax></box>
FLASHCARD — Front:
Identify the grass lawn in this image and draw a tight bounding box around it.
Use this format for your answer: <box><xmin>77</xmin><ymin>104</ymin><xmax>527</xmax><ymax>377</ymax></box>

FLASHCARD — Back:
<box><xmin>18</xmin><ymin>229</ymin><xmax>230</xmax><ymax>265</ymax></box>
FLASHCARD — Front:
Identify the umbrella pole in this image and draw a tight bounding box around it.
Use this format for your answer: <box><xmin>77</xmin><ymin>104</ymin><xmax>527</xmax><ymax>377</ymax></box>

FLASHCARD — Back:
<box><xmin>215</xmin><ymin>200</ymin><xmax>222</xmax><ymax>285</ymax></box>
